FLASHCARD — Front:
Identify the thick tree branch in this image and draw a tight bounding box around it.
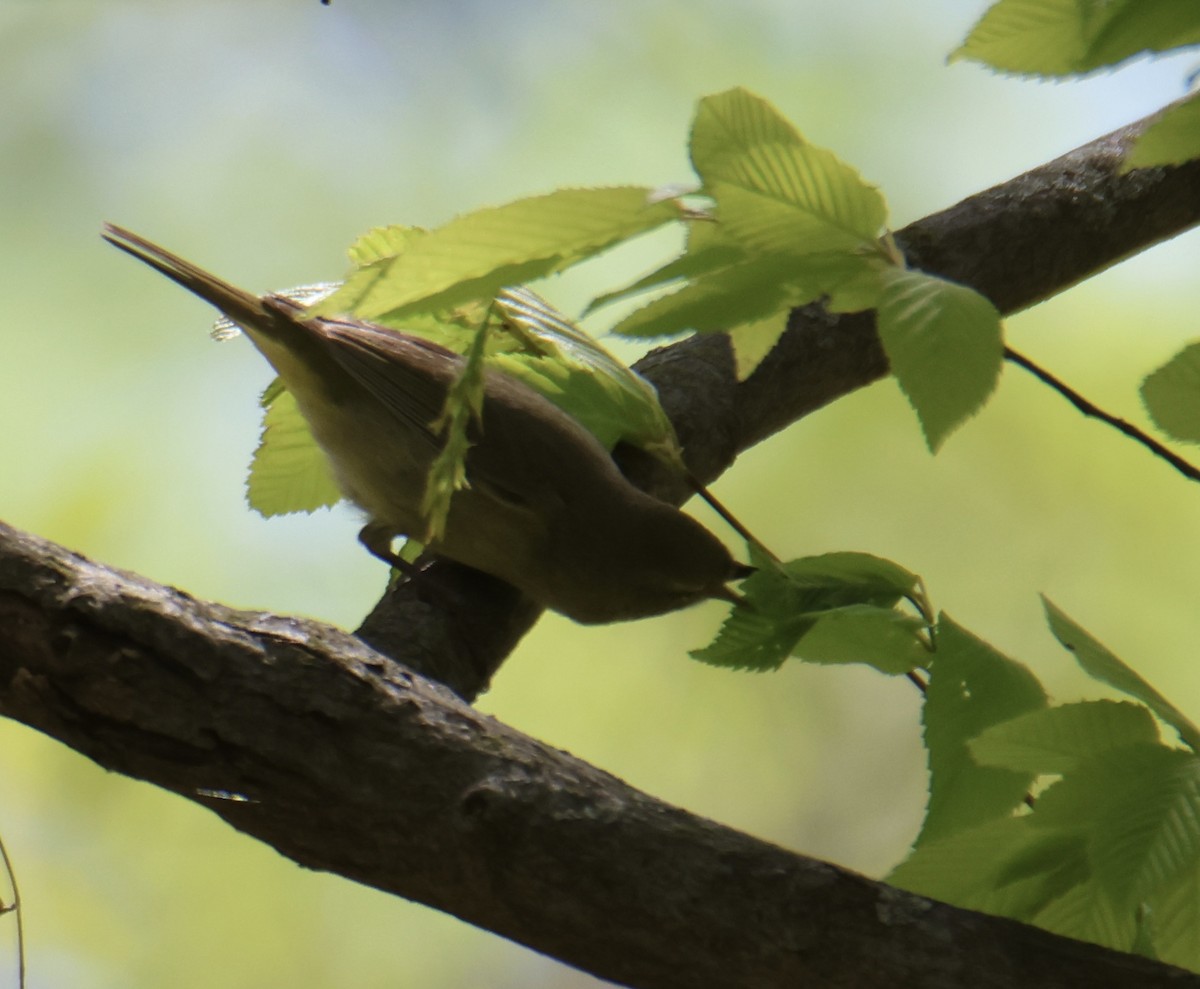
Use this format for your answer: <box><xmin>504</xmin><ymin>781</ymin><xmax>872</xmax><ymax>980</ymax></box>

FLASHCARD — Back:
<box><xmin>2</xmin><ymin>104</ymin><xmax>1200</xmax><ymax>987</ymax></box>
<box><xmin>1</xmin><ymin>521</ymin><xmax>1196</xmax><ymax>989</ymax></box>
<box><xmin>360</xmin><ymin>105</ymin><xmax>1200</xmax><ymax>698</ymax></box>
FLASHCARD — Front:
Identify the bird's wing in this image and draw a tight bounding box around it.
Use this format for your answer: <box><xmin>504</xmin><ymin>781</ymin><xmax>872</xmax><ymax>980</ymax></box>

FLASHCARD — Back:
<box><xmin>301</xmin><ymin>312</ymin><xmax>460</xmax><ymax>454</ymax></box>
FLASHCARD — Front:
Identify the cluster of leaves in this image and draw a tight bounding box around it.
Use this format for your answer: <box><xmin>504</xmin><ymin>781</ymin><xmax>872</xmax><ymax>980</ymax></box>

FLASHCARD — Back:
<box><xmin>246</xmin><ymin>209</ymin><xmax>688</xmax><ymax>534</ymax></box>
<box><xmin>759</xmin><ymin>0</ymin><xmax>1200</xmax><ymax>968</ymax></box>
<box><xmin>892</xmin><ymin>603</ymin><xmax>1200</xmax><ymax>970</ymax></box>
<box><xmin>247</xmin><ymin>85</ymin><xmax>1009</xmax><ymax>528</ymax></box>
<box><xmin>956</xmin><ymin>0</ymin><xmax>1200</xmax><ymax>444</ymax></box>
<box><xmin>692</xmin><ymin>549</ymin><xmax>933</xmax><ymax>674</ymax></box>
<box><xmin>701</xmin><ymin>0</ymin><xmax>1200</xmax><ymax>966</ymax></box>
<box><xmin>247</xmin><ymin>4</ymin><xmax>1200</xmax><ymax>519</ymax></box>
<box><xmin>225</xmin><ymin>0</ymin><xmax>1200</xmax><ymax>969</ymax></box>
<box><xmin>690</xmin><ymin>542</ymin><xmax>1200</xmax><ymax>967</ymax></box>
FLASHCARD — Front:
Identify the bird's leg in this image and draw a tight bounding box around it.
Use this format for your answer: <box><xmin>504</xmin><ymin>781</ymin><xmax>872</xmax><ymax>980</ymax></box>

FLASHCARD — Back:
<box><xmin>358</xmin><ymin>521</ymin><xmax>424</xmax><ymax>579</ymax></box>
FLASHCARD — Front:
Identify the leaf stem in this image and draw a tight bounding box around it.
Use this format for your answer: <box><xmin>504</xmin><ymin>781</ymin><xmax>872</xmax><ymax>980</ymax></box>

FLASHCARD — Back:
<box><xmin>687</xmin><ymin>474</ymin><xmax>780</xmax><ymax>562</ymax></box>
<box><xmin>1004</xmin><ymin>346</ymin><xmax>1200</xmax><ymax>483</ymax></box>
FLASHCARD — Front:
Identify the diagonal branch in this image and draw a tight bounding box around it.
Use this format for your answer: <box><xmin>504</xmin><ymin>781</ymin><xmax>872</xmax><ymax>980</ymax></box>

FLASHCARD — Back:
<box><xmin>363</xmin><ymin>104</ymin><xmax>1200</xmax><ymax>699</ymax></box>
<box><xmin>0</xmin><ymin>520</ymin><xmax>1196</xmax><ymax>989</ymax></box>
<box><xmin>2</xmin><ymin>103</ymin><xmax>1200</xmax><ymax>987</ymax></box>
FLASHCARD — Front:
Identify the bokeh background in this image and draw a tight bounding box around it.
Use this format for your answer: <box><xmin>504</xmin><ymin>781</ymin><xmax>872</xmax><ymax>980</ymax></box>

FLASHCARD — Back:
<box><xmin>2</xmin><ymin>1</ymin><xmax>1198</xmax><ymax>986</ymax></box>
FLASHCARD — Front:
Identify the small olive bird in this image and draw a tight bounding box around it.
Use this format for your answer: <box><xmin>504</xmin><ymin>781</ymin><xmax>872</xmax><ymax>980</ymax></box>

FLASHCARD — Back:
<box><xmin>103</xmin><ymin>224</ymin><xmax>748</xmax><ymax>623</ymax></box>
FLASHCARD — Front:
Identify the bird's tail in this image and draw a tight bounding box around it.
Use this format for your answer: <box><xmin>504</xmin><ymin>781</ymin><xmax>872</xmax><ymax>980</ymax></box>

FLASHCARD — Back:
<box><xmin>102</xmin><ymin>223</ymin><xmax>271</xmax><ymax>331</ymax></box>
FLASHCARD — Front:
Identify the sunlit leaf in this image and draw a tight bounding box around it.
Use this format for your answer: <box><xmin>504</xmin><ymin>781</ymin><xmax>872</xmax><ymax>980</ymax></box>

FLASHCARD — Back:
<box><xmin>419</xmin><ymin>317</ymin><xmax>489</xmax><ymax>540</ymax></box>
<box><xmin>489</xmin><ymin>288</ymin><xmax>683</xmax><ymax>466</ymax></box>
<box><xmin>345</xmin><ymin>223</ymin><xmax>428</xmax><ymax>265</ymax></box>
<box><xmin>312</xmin><ymin>187</ymin><xmax>679</xmax><ymax>321</ymax></box>
<box><xmin>584</xmin><ymin>222</ymin><xmax>746</xmax><ymax>316</ymax></box>
<box><xmin>246</xmin><ymin>382</ymin><xmax>342</xmax><ymax>517</ymax></box>
<box><xmin>612</xmin><ymin>250</ymin><xmax>881</xmax><ymax>339</ymax></box>
<box><xmin>1126</xmin><ymin>95</ymin><xmax>1200</xmax><ymax>170</ymax></box>
<box><xmin>954</xmin><ymin>0</ymin><xmax>1200</xmax><ymax>76</ymax></box>
<box><xmin>691</xmin><ymin>87</ymin><xmax>888</xmax><ymax>253</ymax></box>
<box><xmin>728</xmin><ymin>313</ymin><xmax>791</xmax><ymax>379</ymax></box>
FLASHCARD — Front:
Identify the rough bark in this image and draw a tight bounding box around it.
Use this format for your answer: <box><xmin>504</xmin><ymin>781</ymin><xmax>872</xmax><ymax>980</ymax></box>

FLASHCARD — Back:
<box><xmin>0</xmin><ymin>521</ymin><xmax>1197</xmax><ymax>989</ymax></box>
<box><xmin>3</xmin><ymin>104</ymin><xmax>1200</xmax><ymax>987</ymax></box>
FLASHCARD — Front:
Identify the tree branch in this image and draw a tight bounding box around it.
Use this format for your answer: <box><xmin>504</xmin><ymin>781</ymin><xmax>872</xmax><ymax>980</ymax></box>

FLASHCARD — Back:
<box><xmin>359</xmin><ymin>104</ymin><xmax>1200</xmax><ymax>699</ymax></box>
<box><xmin>3</xmin><ymin>103</ymin><xmax>1200</xmax><ymax>987</ymax></box>
<box><xmin>1</xmin><ymin>521</ymin><xmax>1196</xmax><ymax>989</ymax></box>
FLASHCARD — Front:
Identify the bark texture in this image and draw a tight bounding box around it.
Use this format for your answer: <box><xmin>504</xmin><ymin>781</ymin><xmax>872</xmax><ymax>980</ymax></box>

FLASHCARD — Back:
<box><xmin>1</xmin><ymin>523</ymin><xmax>1197</xmax><ymax>988</ymax></box>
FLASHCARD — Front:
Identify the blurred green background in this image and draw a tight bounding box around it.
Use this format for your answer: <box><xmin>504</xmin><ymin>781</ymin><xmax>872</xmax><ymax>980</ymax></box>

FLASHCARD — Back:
<box><xmin>2</xmin><ymin>1</ymin><xmax>1198</xmax><ymax>986</ymax></box>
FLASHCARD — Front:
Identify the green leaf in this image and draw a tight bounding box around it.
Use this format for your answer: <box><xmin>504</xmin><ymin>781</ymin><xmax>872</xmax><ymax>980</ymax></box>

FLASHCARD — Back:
<box><xmin>780</xmin><ymin>551</ymin><xmax>924</xmax><ymax>600</ymax></box>
<box><xmin>794</xmin><ymin>604</ymin><xmax>931</xmax><ymax>674</ymax></box>
<box><xmin>312</xmin><ymin>187</ymin><xmax>679</xmax><ymax>321</ymax></box>
<box><xmin>876</xmin><ymin>269</ymin><xmax>1004</xmax><ymax>451</ymax></box>
<box><xmin>419</xmin><ymin>314</ymin><xmax>490</xmax><ymax>540</ymax></box>
<box><xmin>609</xmin><ymin>252</ymin><xmax>809</xmax><ymax>339</ymax></box>
<box><xmin>1032</xmin><ymin>878</ymin><xmax>1140</xmax><ymax>953</ymax></box>
<box><xmin>487</xmin><ymin>288</ymin><xmax>684</xmax><ymax>467</ymax></box>
<box><xmin>491</xmin><ymin>351</ymin><xmax>678</xmax><ymax>461</ymax></box>
<box><xmin>345</xmin><ymin>223</ymin><xmax>428</xmax><ymax>265</ymax></box>
<box><xmin>1043</xmin><ymin>598</ymin><xmax>1200</xmax><ymax>751</ymax></box>
<box><xmin>1032</xmin><ymin>744</ymin><xmax>1200</xmax><ymax>914</ymax></box>
<box><xmin>1126</xmin><ymin>95</ymin><xmax>1200</xmax><ymax>170</ymax></box>
<box><xmin>691</xmin><ymin>551</ymin><xmax>928</xmax><ymax>673</ymax></box>
<box><xmin>970</xmin><ymin>700</ymin><xmax>1161</xmax><ymax>775</ymax></box>
<box><xmin>1148</xmin><ymin>859</ymin><xmax>1200</xmax><ymax>971</ymax></box>
<box><xmin>600</xmin><ymin>90</ymin><xmax>891</xmax><ymax>350</ymax></box>
<box><xmin>728</xmin><ymin>313</ymin><xmax>791</xmax><ymax>379</ymax></box>
<box><xmin>954</xmin><ymin>0</ymin><xmax>1200</xmax><ymax>76</ymax></box>
<box><xmin>246</xmin><ymin>382</ymin><xmax>342</xmax><ymax>517</ymax></box>
<box><xmin>690</xmin><ymin>598</ymin><xmax>809</xmax><ymax>672</ymax></box>
<box><xmin>1131</xmin><ymin>903</ymin><xmax>1161</xmax><ymax>961</ymax></box>
<box><xmin>412</xmin><ymin>289</ymin><xmax>689</xmax><ymax>537</ymax></box>
<box><xmin>324</xmin><ymin>222</ymin><xmax>689</xmax><ymax>473</ymax></box>
<box><xmin>889</xmin><ymin>817</ymin><xmax>1088</xmax><ymax>921</ymax></box>
<box><xmin>690</xmin><ymin>88</ymin><xmax>888</xmax><ymax>254</ymax></box>
<box><xmin>917</xmin><ymin>615</ymin><xmax>1047</xmax><ymax>845</ymax></box>
<box><xmin>900</xmin><ymin>727</ymin><xmax>1200</xmax><ymax>961</ymax></box>
<box><xmin>584</xmin><ymin>223</ymin><xmax>747</xmax><ymax>316</ymax></box>
<box><xmin>612</xmin><ymin>250</ymin><xmax>882</xmax><ymax>339</ymax></box>
<box><xmin>1141</xmin><ymin>340</ymin><xmax>1200</xmax><ymax>443</ymax></box>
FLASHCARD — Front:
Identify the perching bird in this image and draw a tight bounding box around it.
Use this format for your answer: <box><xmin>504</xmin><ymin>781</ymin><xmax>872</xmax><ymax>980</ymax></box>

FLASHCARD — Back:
<box><xmin>103</xmin><ymin>224</ymin><xmax>748</xmax><ymax>623</ymax></box>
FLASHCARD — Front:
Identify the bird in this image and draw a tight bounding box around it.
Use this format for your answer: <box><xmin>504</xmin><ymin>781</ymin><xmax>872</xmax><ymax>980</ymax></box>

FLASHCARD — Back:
<box><xmin>102</xmin><ymin>223</ymin><xmax>750</xmax><ymax>623</ymax></box>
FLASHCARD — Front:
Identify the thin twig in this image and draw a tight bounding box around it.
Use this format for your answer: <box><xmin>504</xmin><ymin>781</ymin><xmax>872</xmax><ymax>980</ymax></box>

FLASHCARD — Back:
<box><xmin>0</xmin><ymin>831</ymin><xmax>25</xmax><ymax>989</ymax></box>
<box><xmin>687</xmin><ymin>474</ymin><xmax>780</xmax><ymax>561</ymax></box>
<box><xmin>1004</xmin><ymin>346</ymin><xmax>1200</xmax><ymax>482</ymax></box>
<box><xmin>998</xmin><ymin>347</ymin><xmax>1197</xmax><ymax>809</ymax></box>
